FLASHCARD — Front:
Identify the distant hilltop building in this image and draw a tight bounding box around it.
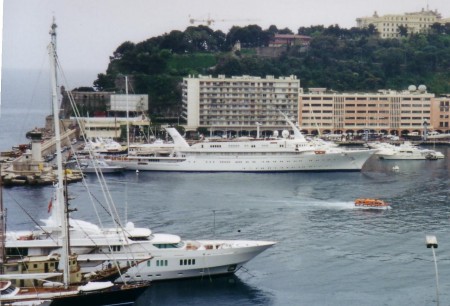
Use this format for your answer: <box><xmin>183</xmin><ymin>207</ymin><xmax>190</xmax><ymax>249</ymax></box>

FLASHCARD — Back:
<box><xmin>256</xmin><ymin>34</ymin><xmax>311</xmax><ymax>58</ymax></box>
<box><xmin>356</xmin><ymin>8</ymin><xmax>448</xmax><ymax>38</ymax></box>
<box><xmin>268</xmin><ymin>34</ymin><xmax>311</xmax><ymax>47</ymax></box>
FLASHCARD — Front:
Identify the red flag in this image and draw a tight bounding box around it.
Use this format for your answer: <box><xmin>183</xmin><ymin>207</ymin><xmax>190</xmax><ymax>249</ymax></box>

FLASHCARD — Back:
<box><xmin>48</xmin><ymin>198</ymin><xmax>53</xmax><ymax>213</ymax></box>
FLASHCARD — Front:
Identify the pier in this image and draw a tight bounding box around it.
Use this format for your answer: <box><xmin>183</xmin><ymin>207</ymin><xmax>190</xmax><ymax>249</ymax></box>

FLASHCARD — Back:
<box><xmin>1</xmin><ymin>128</ymin><xmax>83</xmax><ymax>186</ymax></box>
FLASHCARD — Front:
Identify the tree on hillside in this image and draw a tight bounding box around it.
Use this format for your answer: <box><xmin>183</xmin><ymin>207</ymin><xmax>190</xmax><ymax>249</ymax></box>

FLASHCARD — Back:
<box><xmin>226</xmin><ymin>25</ymin><xmax>270</xmax><ymax>48</ymax></box>
<box><xmin>91</xmin><ymin>23</ymin><xmax>450</xmax><ymax>116</ymax></box>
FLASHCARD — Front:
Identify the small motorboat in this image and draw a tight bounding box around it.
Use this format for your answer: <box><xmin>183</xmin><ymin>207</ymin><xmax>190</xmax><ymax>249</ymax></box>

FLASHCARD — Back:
<box><xmin>354</xmin><ymin>198</ymin><xmax>390</xmax><ymax>208</ymax></box>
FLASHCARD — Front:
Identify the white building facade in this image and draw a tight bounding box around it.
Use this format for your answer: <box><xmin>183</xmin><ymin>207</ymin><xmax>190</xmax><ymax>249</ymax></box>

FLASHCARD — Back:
<box><xmin>356</xmin><ymin>8</ymin><xmax>445</xmax><ymax>38</ymax></box>
<box><xmin>182</xmin><ymin>75</ymin><xmax>300</xmax><ymax>135</ymax></box>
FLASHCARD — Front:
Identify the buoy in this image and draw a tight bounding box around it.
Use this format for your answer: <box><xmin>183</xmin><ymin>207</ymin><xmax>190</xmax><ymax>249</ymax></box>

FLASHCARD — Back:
<box><xmin>392</xmin><ymin>165</ymin><xmax>399</xmax><ymax>172</ymax></box>
<box><xmin>136</xmin><ymin>170</ymin><xmax>139</xmax><ymax>174</ymax></box>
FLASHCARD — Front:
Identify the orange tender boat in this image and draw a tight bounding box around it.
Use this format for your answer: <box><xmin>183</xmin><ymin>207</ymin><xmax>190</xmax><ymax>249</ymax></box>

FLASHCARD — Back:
<box><xmin>354</xmin><ymin>198</ymin><xmax>389</xmax><ymax>208</ymax></box>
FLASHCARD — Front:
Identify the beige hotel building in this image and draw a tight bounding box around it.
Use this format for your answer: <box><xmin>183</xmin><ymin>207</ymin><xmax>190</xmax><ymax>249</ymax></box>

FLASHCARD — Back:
<box><xmin>299</xmin><ymin>87</ymin><xmax>450</xmax><ymax>136</ymax></box>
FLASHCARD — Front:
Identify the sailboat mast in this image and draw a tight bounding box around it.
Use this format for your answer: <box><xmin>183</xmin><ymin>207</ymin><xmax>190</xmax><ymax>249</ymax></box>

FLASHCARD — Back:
<box><xmin>0</xmin><ymin>169</ymin><xmax>6</xmax><ymax>274</ymax></box>
<box><xmin>48</xmin><ymin>20</ymin><xmax>70</xmax><ymax>289</ymax></box>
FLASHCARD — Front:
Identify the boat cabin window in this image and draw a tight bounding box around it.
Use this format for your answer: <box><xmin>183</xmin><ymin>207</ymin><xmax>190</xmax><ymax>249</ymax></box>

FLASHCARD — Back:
<box><xmin>111</xmin><ymin>245</ymin><xmax>121</xmax><ymax>252</ymax></box>
<box><xmin>128</xmin><ymin>236</ymin><xmax>150</xmax><ymax>241</ymax></box>
<box><xmin>156</xmin><ymin>260</ymin><xmax>168</xmax><ymax>266</ymax></box>
<box><xmin>6</xmin><ymin>247</ymin><xmax>28</xmax><ymax>257</ymax></box>
<box><xmin>154</xmin><ymin>243</ymin><xmax>182</xmax><ymax>249</ymax></box>
<box><xmin>1</xmin><ymin>284</ymin><xmax>17</xmax><ymax>295</ymax></box>
<box><xmin>179</xmin><ymin>259</ymin><xmax>196</xmax><ymax>266</ymax></box>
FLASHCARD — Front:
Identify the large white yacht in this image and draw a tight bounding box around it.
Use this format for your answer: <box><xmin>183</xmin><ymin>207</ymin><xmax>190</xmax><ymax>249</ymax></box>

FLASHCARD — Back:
<box><xmin>109</xmin><ymin>117</ymin><xmax>376</xmax><ymax>172</ymax></box>
<box><xmin>5</xmin><ymin>209</ymin><xmax>274</xmax><ymax>282</ymax></box>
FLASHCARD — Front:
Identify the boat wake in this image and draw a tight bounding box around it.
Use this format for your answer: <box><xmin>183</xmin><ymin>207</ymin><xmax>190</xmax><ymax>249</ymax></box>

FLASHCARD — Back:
<box><xmin>306</xmin><ymin>200</ymin><xmax>391</xmax><ymax>210</ymax></box>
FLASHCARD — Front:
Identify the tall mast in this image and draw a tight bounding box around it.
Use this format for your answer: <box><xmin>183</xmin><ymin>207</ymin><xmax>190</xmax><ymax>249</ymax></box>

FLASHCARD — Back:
<box><xmin>126</xmin><ymin>76</ymin><xmax>130</xmax><ymax>150</ymax></box>
<box><xmin>0</xmin><ymin>168</ymin><xmax>6</xmax><ymax>274</ymax></box>
<box><xmin>48</xmin><ymin>19</ymin><xmax>70</xmax><ymax>289</ymax></box>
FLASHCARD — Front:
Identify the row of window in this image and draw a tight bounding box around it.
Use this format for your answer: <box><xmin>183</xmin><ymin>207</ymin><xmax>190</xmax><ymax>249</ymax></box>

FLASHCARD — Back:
<box><xmin>303</xmin><ymin>97</ymin><xmax>429</xmax><ymax>102</ymax></box>
<box><xmin>198</xmin><ymin>82</ymin><xmax>297</xmax><ymax>87</ymax></box>
<box><xmin>145</xmin><ymin>258</ymin><xmax>198</xmax><ymax>267</ymax></box>
<box><xmin>180</xmin><ymin>259</ymin><xmax>196</xmax><ymax>266</ymax></box>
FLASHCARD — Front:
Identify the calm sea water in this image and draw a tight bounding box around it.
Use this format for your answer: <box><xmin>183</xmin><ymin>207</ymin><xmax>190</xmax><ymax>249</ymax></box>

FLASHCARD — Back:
<box><xmin>2</xmin><ymin>69</ymin><xmax>450</xmax><ymax>305</ymax></box>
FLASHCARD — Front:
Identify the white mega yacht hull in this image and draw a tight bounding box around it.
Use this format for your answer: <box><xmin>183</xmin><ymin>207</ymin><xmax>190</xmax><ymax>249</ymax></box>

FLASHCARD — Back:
<box><xmin>117</xmin><ymin>240</ymin><xmax>275</xmax><ymax>282</ymax></box>
<box><xmin>110</xmin><ymin>149</ymin><xmax>375</xmax><ymax>172</ymax></box>
<box><xmin>6</xmin><ymin>227</ymin><xmax>275</xmax><ymax>283</ymax></box>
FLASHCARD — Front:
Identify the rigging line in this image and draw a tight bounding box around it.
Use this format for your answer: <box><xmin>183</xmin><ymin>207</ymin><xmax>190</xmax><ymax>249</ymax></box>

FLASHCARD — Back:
<box><xmin>51</xmin><ymin>49</ymin><xmax>143</xmax><ymax>283</ymax></box>
<box><xmin>56</xmin><ymin>62</ymin><xmax>150</xmax><ymax>272</ymax></box>
<box><xmin>4</xmin><ymin>190</ymin><xmax>53</xmax><ymax>239</ymax></box>
<box><xmin>64</xmin><ymin>90</ymin><xmax>124</xmax><ymax>232</ymax></box>
<box><xmin>58</xmin><ymin>71</ymin><xmax>108</xmax><ymax>231</ymax></box>
<box><xmin>238</xmin><ymin>266</ymin><xmax>255</xmax><ymax>277</ymax></box>
<box><xmin>19</xmin><ymin>47</ymin><xmax>50</xmax><ymax>138</ymax></box>
<box><xmin>63</xmin><ymin>144</ymin><xmax>133</xmax><ymax>279</ymax></box>
<box><xmin>58</xmin><ymin>76</ymin><xmax>149</xmax><ymax>270</ymax></box>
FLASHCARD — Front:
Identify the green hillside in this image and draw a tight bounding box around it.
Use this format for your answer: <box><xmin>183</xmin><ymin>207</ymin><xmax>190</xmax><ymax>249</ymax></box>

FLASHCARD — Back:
<box><xmin>91</xmin><ymin>24</ymin><xmax>450</xmax><ymax>117</ymax></box>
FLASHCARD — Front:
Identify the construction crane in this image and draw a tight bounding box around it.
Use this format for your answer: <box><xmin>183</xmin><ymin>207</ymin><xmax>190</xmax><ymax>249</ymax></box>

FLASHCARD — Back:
<box><xmin>188</xmin><ymin>14</ymin><xmax>256</xmax><ymax>26</ymax></box>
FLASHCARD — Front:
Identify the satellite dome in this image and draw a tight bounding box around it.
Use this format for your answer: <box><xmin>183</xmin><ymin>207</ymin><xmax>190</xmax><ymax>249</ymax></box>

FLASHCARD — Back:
<box><xmin>418</xmin><ymin>85</ymin><xmax>427</xmax><ymax>92</ymax></box>
<box><xmin>282</xmin><ymin>130</ymin><xmax>290</xmax><ymax>138</ymax></box>
<box><xmin>273</xmin><ymin>130</ymin><xmax>279</xmax><ymax>137</ymax></box>
<box><xmin>408</xmin><ymin>85</ymin><xmax>417</xmax><ymax>92</ymax></box>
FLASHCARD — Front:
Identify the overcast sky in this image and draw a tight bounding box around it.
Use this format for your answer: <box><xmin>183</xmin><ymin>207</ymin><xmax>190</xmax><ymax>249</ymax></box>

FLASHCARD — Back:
<box><xmin>2</xmin><ymin>0</ymin><xmax>450</xmax><ymax>88</ymax></box>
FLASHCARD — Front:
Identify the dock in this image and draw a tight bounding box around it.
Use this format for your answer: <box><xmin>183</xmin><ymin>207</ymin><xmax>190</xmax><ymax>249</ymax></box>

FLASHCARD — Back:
<box><xmin>1</xmin><ymin>128</ymin><xmax>83</xmax><ymax>187</ymax></box>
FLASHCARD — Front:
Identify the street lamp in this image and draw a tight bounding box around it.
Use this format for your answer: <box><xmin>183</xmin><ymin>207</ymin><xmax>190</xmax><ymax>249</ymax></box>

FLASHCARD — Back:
<box><xmin>256</xmin><ymin>122</ymin><xmax>261</xmax><ymax>139</ymax></box>
<box><xmin>425</xmin><ymin>235</ymin><xmax>439</xmax><ymax>306</ymax></box>
<box><xmin>423</xmin><ymin>120</ymin><xmax>429</xmax><ymax>141</ymax></box>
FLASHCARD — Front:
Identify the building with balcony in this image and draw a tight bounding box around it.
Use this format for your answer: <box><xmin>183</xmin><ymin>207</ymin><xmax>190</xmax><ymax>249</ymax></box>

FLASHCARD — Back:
<box><xmin>182</xmin><ymin>75</ymin><xmax>300</xmax><ymax>136</ymax></box>
<box><xmin>299</xmin><ymin>86</ymin><xmax>449</xmax><ymax>137</ymax></box>
<box><xmin>356</xmin><ymin>8</ymin><xmax>445</xmax><ymax>38</ymax></box>
<box><xmin>432</xmin><ymin>95</ymin><xmax>450</xmax><ymax>130</ymax></box>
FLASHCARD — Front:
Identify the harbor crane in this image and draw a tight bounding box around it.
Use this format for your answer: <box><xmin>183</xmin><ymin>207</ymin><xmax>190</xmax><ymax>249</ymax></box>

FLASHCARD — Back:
<box><xmin>188</xmin><ymin>14</ymin><xmax>257</xmax><ymax>26</ymax></box>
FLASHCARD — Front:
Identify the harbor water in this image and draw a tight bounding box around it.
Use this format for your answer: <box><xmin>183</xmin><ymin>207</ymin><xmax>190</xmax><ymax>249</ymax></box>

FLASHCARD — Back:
<box><xmin>1</xmin><ymin>69</ymin><xmax>450</xmax><ymax>305</ymax></box>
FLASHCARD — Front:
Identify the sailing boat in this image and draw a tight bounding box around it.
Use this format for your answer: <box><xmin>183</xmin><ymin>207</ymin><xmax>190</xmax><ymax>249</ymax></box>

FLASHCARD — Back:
<box><xmin>0</xmin><ymin>19</ymin><xmax>150</xmax><ymax>306</ymax></box>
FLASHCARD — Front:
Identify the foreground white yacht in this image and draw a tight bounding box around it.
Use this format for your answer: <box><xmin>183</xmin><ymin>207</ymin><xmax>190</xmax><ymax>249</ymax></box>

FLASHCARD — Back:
<box><xmin>5</xmin><ymin>208</ymin><xmax>274</xmax><ymax>282</ymax></box>
<box><xmin>109</xmin><ymin>117</ymin><xmax>376</xmax><ymax>172</ymax></box>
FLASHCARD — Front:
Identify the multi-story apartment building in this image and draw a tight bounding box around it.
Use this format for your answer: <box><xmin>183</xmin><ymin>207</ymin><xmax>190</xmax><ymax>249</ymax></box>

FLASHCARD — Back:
<box><xmin>356</xmin><ymin>8</ymin><xmax>445</xmax><ymax>38</ymax></box>
<box><xmin>182</xmin><ymin>75</ymin><xmax>299</xmax><ymax>136</ymax></box>
<box><xmin>433</xmin><ymin>95</ymin><xmax>450</xmax><ymax>130</ymax></box>
<box><xmin>299</xmin><ymin>86</ymin><xmax>450</xmax><ymax>136</ymax></box>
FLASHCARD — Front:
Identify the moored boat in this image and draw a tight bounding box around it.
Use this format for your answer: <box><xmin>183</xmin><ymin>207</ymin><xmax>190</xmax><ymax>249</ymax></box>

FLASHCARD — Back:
<box><xmin>109</xmin><ymin>114</ymin><xmax>376</xmax><ymax>172</ymax></box>
<box><xmin>370</xmin><ymin>141</ymin><xmax>445</xmax><ymax>160</ymax></box>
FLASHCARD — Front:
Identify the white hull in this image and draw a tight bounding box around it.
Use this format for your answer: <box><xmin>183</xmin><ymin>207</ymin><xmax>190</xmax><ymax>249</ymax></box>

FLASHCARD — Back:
<box><xmin>109</xmin><ymin>120</ymin><xmax>376</xmax><ymax>172</ymax></box>
<box><xmin>378</xmin><ymin>155</ymin><xmax>426</xmax><ymax>160</ymax></box>
<box><xmin>6</xmin><ymin>224</ymin><xmax>275</xmax><ymax>283</ymax></box>
<box><xmin>116</xmin><ymin>240</ymin><xmax>274</xmax><ymax>282</ymax></box>
<box><xmin>110</xmin><ymin>149</ymin><xmax>375</xmax><ymax>172</ymax></box>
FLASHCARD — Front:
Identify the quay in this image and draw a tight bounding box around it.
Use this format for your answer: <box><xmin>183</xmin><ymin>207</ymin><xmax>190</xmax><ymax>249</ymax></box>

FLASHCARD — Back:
<box><xmin>1</xmin><ymin>126</ymin><xmax>83</xmax><ymax>187</ymax></box>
